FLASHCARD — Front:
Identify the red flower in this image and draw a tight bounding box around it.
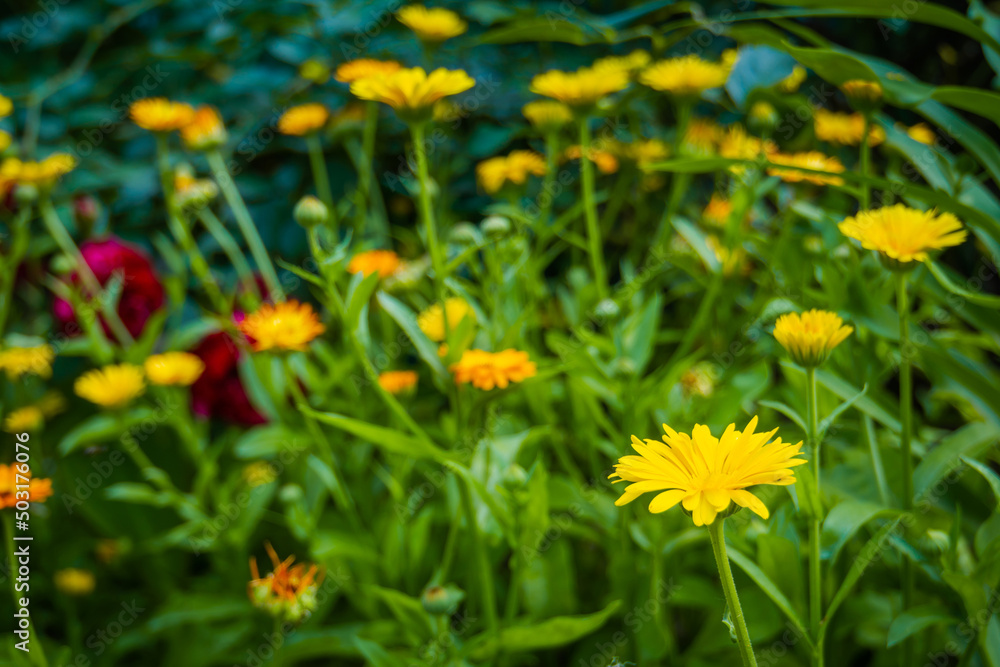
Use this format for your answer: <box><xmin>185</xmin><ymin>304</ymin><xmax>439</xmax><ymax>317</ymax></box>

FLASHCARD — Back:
<box><xmin>53</xmin><ymin>237</ymin><xmax>165</xmax><ymax>339</ymax></box>
<box><xmin>189</xmin><ymin>331</ymin><xmax>267</xmax><ymax>426</ymax></box>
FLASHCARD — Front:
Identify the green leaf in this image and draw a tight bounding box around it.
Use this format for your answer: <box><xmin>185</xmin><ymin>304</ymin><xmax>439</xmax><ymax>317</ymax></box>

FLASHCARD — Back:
<box><xmin>914</xmin><ymin>422</ymin><xmax>1000</xmax><ymax>500</ymax></box>
<box><xmin>232</xmin><ymin>423</ymin><xmax>306</xmax><ymax>459</ymax></box>
<box><xmin>353</xmin><ymin>638</ymin><xmax>406</xmax><ymax>667</ymax></box>
<box><xmin>479</xmin><ymin>16</ymin><xmax>615</xmax><ymax>45</ymax></box>
<box><xmin>960</xmin><ymin>456</ymin><xmax>1000</xmax><ymax>511</ymax></box>
<box><xmin>927</xmin><ymin>261</ymin><xmax>1000</xmax><ymax>308</ymax></box>
<box><xmin>822</xmin><ymin>500</ymin><xmax>901</xmax><ymax>565</ymax></box>
<box><xmin>375</xmin><ymin>292</ymin><xmax>449</xmax><ymax>381</ymax></box>
<box><xmin>759</xmin><ymin>400</ymin><xmax>807</xmax><ymax>432</ymax></box>
<box><xmin>346</xmin><ymin>269</ymin><xmax>381</xmax><ymax>330</ymax></box>
<box><xmin>727</xmin><ymin>548</ymin><xmax>813</xmax><ymax>646</ymax></box>
<box><xmin>300</xmin><ymin>407</ymin><xmax>450</xmax><ymax>461</ymax></box>
<box><xmin>59</xmin><ymin>407</ymin><xmax>158</xmax><ymax>455</ymax></box>
<box><xmin>817</xmin><ymin>383</ymin><xmax>868</xmax><ymax>440</ymax></box>
<box><xmin>887</xmin><ymin>606</ymin><xmax>957</xmax><ymax>647</ymax></box>
<box><xmin>824</xmin><ymin>518</ymin><xmax>903</xmax><ymax>633</ymax></box>
<box><xmin>104</xmin><ymin>482</ymin><xmax>170</xmax><ymax>506</ymax></box>
<box><xmin>370</xmin><ymin>586</ymin><xmax>434</xmax><ymax>644</ymax></box>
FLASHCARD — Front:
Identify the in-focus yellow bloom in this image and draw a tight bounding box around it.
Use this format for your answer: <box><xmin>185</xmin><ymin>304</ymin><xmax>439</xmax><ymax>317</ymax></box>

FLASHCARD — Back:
<box><xmin>522</xmin><ymin>100</ymin><xmax>573</xmax><ymax>131</ymax></box>
<box><xmin>0</xmin><ymin>154</ymin><xmax>76</xmax><ymax>187</ymax></box>
<box><xmin>74</xmin><ymin>364</ymin><xmax>145</xmax><ymax>408</ymax></box>
<box><xmin>779</xmin><ymin>66</ymin><xmax>807</xmax><ymax>93</ymax></box>
<box><xmin>3</xmin><ymin>406</ymin><xmax>43</xmax><ymax>433</ymax></box>
<box><xmin>396</xmin><ymin>5</ymin><xmax>467</xmax><ymax>41</ymax></box>
<box><xmin>351</xmin><ymin>67</ymin><xmax>475</xmax><ymax>120</ymax></box>
<box><xmin>767</xmin><ymin>151</ymin><xmax>845</xmax><ymax>186</ymax></box>
<box><xmin>144</xmin><ymin>352</ymin><xmax>206</xmax><ymax>386</ymax></box>
<box><xmin>563</xmin><ymin>145</ymin><xmax>619</xmax><ymax>174</ymax></box>
<box><xmin>239</xmin><ymin>300</ymin><xmax>326</xmax><ymax>352</ymax></box>
<box><xmin>335</xmin><ymin>59</ymin><xmax>402</xmax><ymax>83</ymax></box>
<box><xmin>593</xmin><ymin>50</ymin><xmax>652</xmax><ymax>77</ymax></box>
<box><xmin>0</xmin><ymin>95</ymin><xmax>11</xmax><ymax>117</ymax></box>
<box><xmin>639</xmin><ymin>56</ymin><xmax>730</xmax><ymax>96</ymax></box>
<box><xmin>610</xmin><ymin>416</ymin><xmax>806</xmax><ymax>526</ymax></box>
<box><xmin>841</xmin><ymin>79</ymin><xmax>883</xmax><ymax>111</ymax></box>
<box><xmin>348</xmin><ymin>249</ymin><xmax>402</xmax><ymax>278</ymax></box>
<box><xmin>449</xmin><ymin>349</ymin><xmax>537</xmax><ymax>390</ymax></box>
<box><xmin>55</xmin><ymin>569</ymin><xmax>96</xmax><ymax>596</ymax></box>
<box><xmin>278</xmin><ymin>103</ymin><xmax>329</xmax><ymax>136</ymax></box>
<box><xmin>181</xmin><ymin>105</ymin><xmax>227</xmax><ymax>150</ymax></box>
<box><xmin>0</xmin><ymin>464</ymin><xmax>52</xmax><ymax>508</ymax></box>
<box><xmin>838</xmin><ymin>204</ymin><xmax>967</xmax><ymax>267</ymax></box>
<box><xmin>773</xmin><ymin>309</ymin><xmax>853</xmax><ymax>367</ymax></box>
<box><xmin>249</xmin><ymin>542</ymin><xmax>324</xmax><ymax>623</ymax></box>
<box><xmin>530</xmin><ymin>67</ymin><xmax>629</xmax><ymax>108</ymax></box>
<box><xmin>130</xmin><ymin>98</ymin><xmax>196</xmax><ymax>132</ymax></box>
<box><xmin>476</xmin><ymin>150</ymin><xmax>547</xmax><ymax>193</ymax></box>
<box><xmin>907</xmin><ymin>123</ymin><xmax>935</xmax><ymax>145</ymax></box>
<box><xmin>418</xmin><ymin>298</ymin><xmax>476</xmax><ymax>342</ymax></box>
<box><xmin>0</xmin><ymin>345</ymin><xmax>54</xmax><ymax>380</ymax></box>
<box><xmin>378</xmin><ymin>370</ymin><xmax>419</xmax><ymax>395</ymax></box>
<box><xmin>814</xmin><ymin>109</ymin><xmax>884</xmax><ymax>146</ymax></box>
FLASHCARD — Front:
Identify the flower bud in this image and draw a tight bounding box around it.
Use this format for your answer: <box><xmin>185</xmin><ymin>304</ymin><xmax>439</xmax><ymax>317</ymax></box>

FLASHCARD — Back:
<box><xmin>294</xmin><ymin>195</ymin><xmax>329</xmax><ymax>228</ymax></box>
<box><xmin>449</xmin><ymin>222</ymin><xmax>479</xmax><ymax>245</ymax></box>
<box><xmin>841</xmin><ymin>80</ymin><xmax>883</xmax><ymax>114</ymax></box>
<box><xmin>421</xmin><ymin>584</ymin><xmax>464</xmax><ymax>615</ymax></box>
<box><xmin>481</xmin><ymin>215</ymin><xmax>510</xmax><ymax>239</ymax></box>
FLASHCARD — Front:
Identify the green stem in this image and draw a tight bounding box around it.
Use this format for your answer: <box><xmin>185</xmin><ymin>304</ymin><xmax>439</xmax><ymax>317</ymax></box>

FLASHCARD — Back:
<box><xmin>459</xmin><ymin>479</ymin><xmax>499</xmax><ymax>643</ymax></box>
<box><xmin>863</xmin><ymin>415</ymin><xmax>890</xmax><ymax>506</ymax></box>
<box><xmin>708</xmin><ymin>520</ymin><xmax>757</xmax><ymax>667</ymax></box>
<box><xmin>538</xmin><ymin>131</ymin><xmax>559</xmax><ymax>228</ymax></box>
<box><xmin>195</xmin><ymin>206</ymin><xmax>260</xmax><ymax>302</ymax></box>
<box><xmin>578</xmin><ymin>119</ymin><xmax>608</xmax><ymax>301</ymax></box>
<box><xmin>0</xmin><ymin>206</ymin><xmax>32</xmax><ymax>337</ymax></box>
<box><xmin>358</xmin><ymin>101</ymin><xmax>380</xmax><ymax>232</ymax></box>
<box><xmin>859</xmin><ymin>115</ymin><xmax>872</xmax><ymax>210</ymax></box>
<box><xmin>410</xmin><ymin>123</ymin><xmax>448</xmax><ymax>305</ymax></box>
<box><xmin>896</xmin><ymin>271</ymin><xmax>915</xmax><ymax>667</ymax></box>
<box><xmin>207</xmin><ymin>149</ymin><xmax>284</xmax><ymax>300</ymax></box>
<box><xmin>306</xmin><ymin>133</ymin><xmax>336</xmax><ymax>232</ymax></box>
<box><xmin>806</xmin><ymin>366</ymin><xmax>822</xmax><ymax>649</ymax></box>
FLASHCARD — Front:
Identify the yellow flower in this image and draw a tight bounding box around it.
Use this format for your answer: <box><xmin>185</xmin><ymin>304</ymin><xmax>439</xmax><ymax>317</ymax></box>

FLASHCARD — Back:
<box><xmin>476</xmin><ymin>150</ymin><xmax>547</xmax><ymax>193</ymax></box>
<box><xmin>278</xmin><ymin>103</ymin><xmax>329</xmax><ymax>136</ymax></box>
<box><xmin>814</xmin><ymin>109</ymin><xmax>884</xmax><ymax>146</ymax></box>
<box><xmin>244</xmin><ymin>461</ymin><xmax>278</xmax><ymax>487</ymax></box>
<box><xmin>0</xmin><ymin>95</ymin><xmax>12</xmax><ymax>117</ymax></box>
<box><xmin>592</xmin><ymin>50</ymin><xmax>652</xmax><ymax>77</ymax></box>
<box><xmin>378</xmin><ymin>370</ymin><xmax>419</xmax><ymax>395</ymax></box>
<box><xmin>618</xmin><ymin>139</ymin><xmax>670</xmax><ymax>169</ymax></box>
<box><xmin>0</xmin><ymin>154</ymin><xmax>76</xmax><ymax>187</ymax></box>
<box><xmin>530</xmin><ymin>67</ymin><xmax>629</xmax><ymax>108</ymax></box>
<box><xmin>396</xmin><ymin>5</ymin><xmax>467</xmax><ymax>41</ymax></box>
<box><xmin>0</xmin><ymin>345</ymin><xmax>54</xmax><ymax>380</ymax></box>
<box><xmin>299</xmin><ymin>59</ymin><xmax>331</xmax><ymax>84</ymax></box>
<box><xmin>173</xmin><ymin>168</ymin><xmax>219</xmax><ymax>208</ymax></box>
<box><xmin>684</xmin><ymin>118</ymin><xmax>724</xmax><ymax>153</ymax></box>
<box><xmin>74</xmin><ymin>364</ymin><xmax>145</xmax><ymax>408</ymax></box>
<box><xmin>703</xmin><ymin>194</ymin><xmax>733</xmax><ymax>228</ymax></box>
<box><xmin>767</xmin><ymin>151</ymin><xmax>845</xmax><ymax>186</ymax></box>
<box><xmin>773</xmin><ymin>309</ymin><xmax>853</xmax><ymax>367</ymax></box>
<box><xmin>335</xmin><ymin>59</ymin><xmax>402</xmax><ymax>83</ymax></box>
<box><xmin>610</xmin><ymin>416</ymin><xmax>806</xmax><ymax>526</ymax></box>
<box><xmin>707</xmin><ymin>236</ymin><xmax>750</xmax><ymax>277</ymax></box>
<box><xmin>130</xmin><ymin>98</ymin><xmax>196</xmax><ymax>132</ymax></box>
<box><xmin>37</xmin><ymin>392</ymin><xmax>65</xmax><ymax>418</ymax></box>
<box><xmin>838</xmin><ymin>204</ymin><xmax>967</xmax><ymax>267</ymax></box>
<box><xmin>3</xmin><ymin>406</ymin><xmax>43</xmax><ymax>433</ymax></box>
<box><xmin>522</xmin><ymin>100</ymin><xmax>573</xmax><ymax>131</ymax></box>
<box><xmin>0</xmin><ymin>130</ymin><xmax>11</xmax><ymax>153</ymax></box>
<box><xmin>0</xmin><ymin>464</ymin><xmax>52</xmax><ymax>508</ymax></box>
<box><xmin>907</xmin><ymin>123</ymin><xmax>935</xmax><ymax>145</ymax></box>
<box><xmin>181</xmin><ymin>105</ymin><xmax>227</xmax><ymax>150</ymax></box>
<box><xmin>418</xmin><ymin>298</ymin><xmax>476</xmax><ymax>342</ymax></box>
<box><xmin>779</xmin><ymin>66</ymin><xmax>807</xmax><ymax>93</ymax></box>
<box><xmin>449</xmin><ymin>349</ymin><xmax>537</xmax><ymax>390</ymax></box>
<box><xmin>249</xmin><ymin>543</ymin><xmax>324</xmax><ymax>624</ymax></box>
<box><xmin>433</xmin><ymin>99</ymin><xmax>462</xmax><ymax>123</ymax></box>
<box><xmin>239</xmin><ymin>300</ymin><xmax>326</xmax><ymax>352</ymax></box>
<box><xmin>563</xmin><ymin>145</ymin><xmax>619</xmax><ymax>174</ymax></box>
<box><xmin>639</xmin><ymin>56</ymin><xmax>730</xmax><ymax>96</ymax></box>
<box><xmin>144</xmin><ymin>352</ymin><xmax>206</xmax><ymax>386</ymax></box>
<box><xmin>351</xmin><ymin>67</ymin><xmax>475</xmax><ymax>120</ymax></box>
<box><xmin>718</xmin><ymin>125</ymin><xmax>775</xmax><ymax>162</ymax></box>
<box><xmin>55</xmin><ymin>569</ymin><xmax>95</xmax><ymax>596</ymax></box>
<box><xmin>348</xmin><ymin>250</ymin><xmax>402</xmax><ymax>278</ymax></box>
<box><xmin>841</xmin><ymin>79</ymin><xmax>882</xmax><ymax>102</ymax></box>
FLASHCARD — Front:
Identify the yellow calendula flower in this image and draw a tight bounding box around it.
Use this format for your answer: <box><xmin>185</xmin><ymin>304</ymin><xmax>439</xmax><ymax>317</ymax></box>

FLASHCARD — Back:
<box><xmin>334</xmin><ymin>59</ymin><xmax>402</xmax><ymax>83</ymax></box>
<box><xmin>55</xmin><ymin>569</ymin><xmax>96</xmax><ymax>596</ymax></box>
<box><xmin>348</xmin><ymin>249</ymin><xmax>402</xmax><ymax>278</ymax></box>
<box><xmin>74</xmin><ymin>364</ymin><xmax>146</xmax><ymax>408</ymax></box>
<box><xmin>592</xmin><ymin>50</ymin><xmax>652</xmax><ymax>77</ymax></box>
<box><xmin>173</xmin><ymin>168</ymin><xmax>219</xmax><ymax>208</ymax></box>
<box><xmin>351</xmin><ymin>67</ymin><xmax>475</xmax><ymax>121</ymax></box>
<box><xmin>838</xmin><ymin>204</ymin><xmax>967</xmax><ymax>268</ymax></box>
<box><xmin>563</xmin><ymin>145</ymin><xmax>619</xmax><ymax>174</ymax></box>
<box><xmin>703</xmin><ymin>194</ymin><xmax>733</xmax><ymax>228</ymax></box>
<box><xmin>476</xmin><ymin>150</ymin><xmax>547</xmax><ymax>194</ymax></box>
<box><xmin>767</xmin><ymin>151</ymin><xmax>845</xmax><ymax>186</ymax></box>
<box><xmin>0</xmin><ymin>154</ymin><xmax>76</xmax><ymax>187</ymax></box>
<box><xmin>684</xmin><ymin>118</ymin><xmax>725</xmax><ymax>153</ymax></box>
<box><xmin>249</xmin><ymin>543</ymin><xmax>324</xmax><ymax>624</ymax></box>
<box><xmin>396</xmin><ymin>5</ymin><xmax>467</xmax><ymax>41</ymax></box>
<box><xmin>0</xmin><ymin>130</ymin><xmax>11</xmax><ymax>153</ymax></box>
<box><xmin>719</xmin><ymin>125</ymin><xmax>775</xmax><ymax>162</ymax></box>
<box><xmin>0</xmin><ymin>95</ymin><xmax>12</xmax><ymax>117</ymax></box>
<box><xmin>907</xmin><ymin>123</ymin><xmax>935</xmax><ymax>145</ymax></box>
<box><xmin>0</xmin><ymin>345</ymin><xmax>54</xmax><ymax>380</ymax></box>
<box><xmin>779</xmin><ymin>65</ymin><xmax>807</xmax><ymax>93</ymax></box>
<box><xmin>449</xmin><ymin>349</ymin><xmax>537</xmax><ymax>390</ymax></box>
<box><xmin>181</xmin><ymin>105</ymin><xmax>227</xmax><ymax>150</ymax></box>
<box><xmin>814</xmin><ymin>109</ymin><xmax>884</xmax><ymax>147</ymax></box>
<box><xmin>639</xmin><ymin>56</ymin><xmax>730</xmax><ymax>96</ymax></box>
<box><xmin>278</xmin><ymin>103</ymin><xmax>329</xmax><ymax>136</ymax></box>
<box><xmin>841</xmin><ymin>79</ymin><xmax>883</xmax><ymax>111</ymax></box>
<box><xmin>239</xmin><ymin>300</ymin><xmax>326</xmax><ymax>352</ymax></box>
<box><xmin>610</xmin><ymin>416</ymin><xmax>806</xmax><ymax>526</ymax></box>
<box><xmin>3</xmin><ymin>406</ymin><xmax>43</xmax><ymax>433</ymax></box>
<box><xmin>144</xmin><ymin>352</ymin><xmax>206</xmax><ymax>386</ymax></box>
<box><xmin>378</xmin><ymin>370</ymin><xmax>419</xmax><ymax>395</ymax></box>
<box><xmin>773</xmin><ymin>309</ymin><xmax>853</xmax><ymax>367</ymax></box>
<box><xmin>130</xmin><ymin>98</ymin><xmax>196</xmax><ymax>132</ymax></box>
<box><xmin>530</xmin><ymin>67</ymin><xmax>629</xmax><ymax>108</ymax></box>
<box><xmin>618</xmin><ymin>139</ymin><xmax>670</xmax><ymax>169</ymax></box>
<box><xmin>244</xmin><ymin>461</ymin><xmax>278</xmax><ymax>487</ymax></box>
<box><xmin>417</xmin><ymin>298</ymin><xmax>476</xmax><ymax>342</ymax></box>
<box><xmin>522</xmin><ymin>100</ymin><xmax>573</xmax><ymax>131</ymax></box>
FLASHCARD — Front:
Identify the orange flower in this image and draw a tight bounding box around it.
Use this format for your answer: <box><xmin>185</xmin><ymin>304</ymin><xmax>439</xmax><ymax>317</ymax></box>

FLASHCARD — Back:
<box><xmin>248</xmin><ymin>542</ymin><xmax>324</xmax><ymax>623</ymax></box>
<box><xmin>563</xmin><ymin>145</ymin><xmax>619</xmax><ymax>174</ymax></box>
<box><xmin>181</xmin><ymin>105</ymin><xmax>227</xmax><ymax>150</ymax></box>
<box><xmin>278</xmin><ymin>103</ymin><xmax>329</xmax><ymax>136</ymax></box>
<box><xmin>449</xmin><ymin>349</ymin><xmax>537</xmax><ymax>390</ymax></box>
<box><xmin>0</xmin><ymin>463</ymin><xmax>53</xmax><ymax>508</ymax></box>
<box><xmin>130</xmin><ymin>98</ymin><xmax>196</xmax><ymax>132</ymax></box>
<box><xmin>239</xmin><ymin>300</ymin><xmax>326</xmax><ymax>352</ymax></box>
<box><xmin>378</xmin><ymin>370</ymin><xmax>419</xmax><ymax>395</ymax></box>
<box><xmin>335</xmin><ymin>59</ymin><xmax>402</xmax><ymax>83</ymax></box>
<box><xmin>347</xmin><ymin>250</ymin><xmax>402</xmax><ymax>278</ymax></box>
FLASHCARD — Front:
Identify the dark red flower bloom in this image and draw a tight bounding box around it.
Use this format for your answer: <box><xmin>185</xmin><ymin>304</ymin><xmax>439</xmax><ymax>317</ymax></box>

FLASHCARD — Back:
<box><xmin>53</xmin><ymin>237</ymin><xmax>165</xmax><ymax>339</ymax></box>
<box><xmin>189</xmin><ymin>331</ymin><xmax>267</xmax><ymax>426</ymax></box>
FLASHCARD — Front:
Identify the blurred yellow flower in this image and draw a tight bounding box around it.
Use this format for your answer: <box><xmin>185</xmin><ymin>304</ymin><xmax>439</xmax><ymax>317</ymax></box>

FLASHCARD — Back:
<box><xmin>639</xmin><ymin>56</ymin><xmax>729</xmax><ymax>96</ymax></box>
<box><xmin>396</xmin><ymin>5</ymin><xmax>467</xmax><ymax>41</ymax></box>
<box><xmin>1</xmin><ymin>154</ymin><xmax>76</xmax><ymax>187</ymax></box>
<box><xmin>144</xmin><ymin>352</ymin><xmax>206</xmax><ymax>386</ymax></box>
<box><xmin>299</xmin><ymin>59</ymin><xmax>330</xmax><ymax>83</ymax></box>
<box><xmin>814</xmin><ymin>109</ymin><xmax>884</xmax><ymax>146</ymax></box>
<box><xmin>130</xmin><ymin>98</ymin><xmax>196</xmax><ymax>132</ymax></box>
<box><xmin>684</xmin><ymin>118</ymin><xmax>724</xmax><ymax>153</ymax></box>
<box><xmin>841</xmin><ymin>79</ymin><xmax>883</xmax><ymax>110</ymax></box>
<box><xmin>522</xmin><ymin>100</ymin><xmax>573</xmax><ymax>130</ymax></box>
<box><xmin>181</xmin><ymin>105</ymin><xmax>227</xmax><ymax>150</ymax></box>
<box><xmin>278</xmin><ymin>103</ymin><xmax>329</xmax><ymax>136</ymax></box>
<box><xmin>3</xmin><ymin>406</ymin><xmax>43</xmax><ymax>433</ymax></box>
<box><xmin>348</xmin><ymin>249</ymin><xmax>402</xmax><ymax>278</ymax></box>
<box><xmin>0</xmin><ymin>130</ymin><xmax>10</xmax><ymax>153</ymax></box>
<box><xmin>0</xmin><ymin>345</ymin><xmax>54</xmax><ymax>380</ymax></box>
<box><xmin>335</xmin><ymin>59</ymin><xmax>402</xmax><ymax>83</ymax></box>
<box><xmin>610</xmin><ymin>416</ymin><xmax>806</xmax><ymax>526</ymax></box>
<box><xmin>563</xmin><ymin>145</ymin><xmax>619</xmax><ymax>174</ymax></box>
<box><xmin>907</xmin><ymin>123</ymin><xmax>935</xmax><ymax>145</ymax></box>
<box><xmin>418</xmin><ymin>298</ymin><xmax>476</xmax><ymax>342</ymax></box>
<box><xmin>449</xmin><ymin>349</ymin><xmax>537</xmax><ymax>390</ymax></box>
<box><xmin>618</xmin><ymin>139</ymin><xmax>670</xmax><ymax>169</ymax></box>
<box><xmin>476</xmin><ymin>150</ymin><xmax>547</xmax><ymax>193</ymax></box>
<box><xmin>351</xmin><ymin>67</ymin><xmax>475</xmax><ymax>119</ymax></box>
<box><xmin>239</xmin><ymin>300</ymin><xmax>326</xmax><ymax>352</ymax></box>
<box><xmin>718</xmin><ymin>125</ymin><xmax>775</xmax><ymax>163</ymax></box>
<box><xmin>838</xmin><ymin>204</ymin><xmax>967</xmax><ymax>267</ymax></box>
<box><xmin>0</xmin><ymin>95</ymin><xmax>12</xmax><ymax>117</ymax></box>
<box><xmin>779</xmin><ymin>66</ymin><xmax>807</xmax><ymax>92</ymax></box>
<box><xmin>767</xmin><ymin>151</ymin><xmax>845</xmax><ymax>186</ymax></box>
<box><xmin>703</xmin><ymin>194</ymin><xmax>733</xmax><ymax>228</ymax></box>
<box><xmin>773</xmin><ymin>309</ymin><xmax>853</xmax><ymax>367</ymax></box>
<box><xmin>378</xmin><ymin>370</ymin><xmax>419</xmax><ymax>395</ymax></box>
<box><xmin>243</xmin><ymin>461</ymin><xmax>278</xmax><ymax>487</ymax></box>
<box><xmin>55</xmin><ymin>569</ymin><xmax>95</xmax><ymax>596</ymax></box>
<box><xmin>592</xmin><ymin>50</ymin><xmax>651</xmax><ymax>77</ymax></box>
<box><xmin>74</xmin><ymin>364</ymin><xmax>145</xmax><ymax>408</ymax></box>
<box><xmin>530</xmin><ymin>67</ymin><xmax>629</xmax><ymax>108</ymax></box>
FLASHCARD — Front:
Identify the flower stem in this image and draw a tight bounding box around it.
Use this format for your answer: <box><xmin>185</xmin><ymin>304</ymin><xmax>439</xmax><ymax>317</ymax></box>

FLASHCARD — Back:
<box><xmin>410</xmin><ymin>123</ymin><xmax>448</xmax><ymax>303</ymax></box>
<box><xmin>538</xmin><ymin>130</ymin><xmax>559</xmax><ymax>227</ymax></box>
<box><xmin>459</xmin><ymin>479</ymin><xmax>499</xmax><ymax>644</ymax></box>
<box><xmin>194</xmin><ymin>206</ymin><xmax>260</xmax><ymax>302</ymax></box>
<box><xmin>806</xmin><ymin>366</ymin><xmax>823</xmax><ymax>648</ymax></box>
<box><xmin>306</xmin><ymin>133</ymin><xmax>336</xmax><ymax>233</ymax></box>
<box><xmin>859</xmin><ymin>115</ymin><xmax>872</xmax><ymax>210</ymax></box>
<box><xmin>708</xmin><ymin>519</ymin><xmax>757</xmax><ymax>667</ymax></box>
<box><xmin>0</xmin><ymin>205</ymin><xmax>32</xmax><ymax>337</ymax></box>
<box><xmin>358</xmin><ymin>101</ymin><xmax>380</xmax><ymax>232</ymax></box>
<box><xmin>896</xmin><ymin>270</ymin><xmax>915</xmax><ymax>667</ymax></box>
<box><xmin>578</xmin><ymin>118</ymin><xmax>609</xmax><ymax>301</ymax></box>
<box><xmin>207</xmin><ymin>149</ymin><xmax>284</xmax><ymax>301</ymax></box>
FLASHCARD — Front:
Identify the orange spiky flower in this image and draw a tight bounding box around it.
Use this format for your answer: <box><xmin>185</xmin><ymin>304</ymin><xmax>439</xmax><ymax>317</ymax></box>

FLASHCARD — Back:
<box><xmin>248</xmin><ymin>542</ymin><xmax>324</xmax><ymax>623</ymax></box>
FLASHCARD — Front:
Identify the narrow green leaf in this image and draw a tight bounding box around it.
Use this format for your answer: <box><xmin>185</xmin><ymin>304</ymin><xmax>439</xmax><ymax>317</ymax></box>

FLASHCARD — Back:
<box><xmin>887</xmin><ymin>606</ymin><xmax>957</xmax><ymax>647</ymax></box>
<box><xmin>914</xmin><ymin>422</ymin><xmax>1000</xmax><ymax>500</ymax></box>
<box><xmin>824</xmin><ymin>518</ymin><xmax>902</xmax><ymax>633</ymax></box>
<box><xmin>375</xmin><ymin>292</ymin><xmax>449</xmax><ymax>381</ymax></box>
<box><xmin>960</xmin><ymin>456</ymin><xmax>1000</xmax><ymax>510</ymax></box>
<box><xmin>817</xmin><ymin>383</ymin><xmax>868</xmax><ymax>440</ymax></box>
<box><xmin>300</xmin><ymin>407</ymin><xmax>450</xmax><ymax>461</ymax></box>
<box><xmin>728</xmin><ymin>548</ymin><xmax>813</xmax><ymax>647</ymax></box>
<box><xmin>927</xmin><ymin>261</ymin><xmax>1000</xmax><ymax>308</ymax></box>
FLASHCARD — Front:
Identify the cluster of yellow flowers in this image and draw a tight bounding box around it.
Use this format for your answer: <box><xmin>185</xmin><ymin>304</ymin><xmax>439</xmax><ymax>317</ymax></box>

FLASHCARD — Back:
<box><xmin>476</xmin><ymin>151</ymin><xmax>547</xmax><ymax>193</ymax></box>
<box><xmin>74</xmin><ymin>353</ymin><xmax>205</xmax><ymax>408</ymax></box>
